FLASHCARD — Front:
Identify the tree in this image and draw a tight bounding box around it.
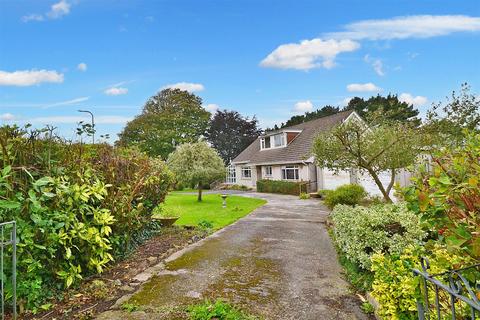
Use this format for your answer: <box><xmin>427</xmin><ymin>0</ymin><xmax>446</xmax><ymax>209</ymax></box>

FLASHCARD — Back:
<box><xmin>346</xmin><ymin>94</ymin><xmax>421</xmax><ymax>126</ymax></box>
<box><xmin>117</xmin><ymin>89</ymin><xmax>210</xmax><ymax>159</ymax></box>
<box><xmin>282</xmin><ymin>105</ymin><xmax>340</xmax><ymax>128</ymax></box>
<box><xmin>312</xmin><ymin>116</ymin><xmax>423</xmax><ymax>202</ymax></box>
<box><xmin>426</xmin><ymin>83</ymin><xmax>480</xmax><ymax>141</ymax></box>
<box><xmin>167</xmin><ymin>142</ymin><xmax>225</xmax><ymax>201</ymax></box>
<box><xmin>206</xmin><ymin>110</ymin><xmax>261</xmax><ymax>163</ymax></box>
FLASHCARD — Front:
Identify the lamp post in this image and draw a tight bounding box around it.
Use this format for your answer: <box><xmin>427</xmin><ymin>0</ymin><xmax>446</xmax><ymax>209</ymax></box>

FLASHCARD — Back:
<box><xmin>78</xmin><ymin>109</ymin><xmax>95</xmax><ymax>144</ymax></box>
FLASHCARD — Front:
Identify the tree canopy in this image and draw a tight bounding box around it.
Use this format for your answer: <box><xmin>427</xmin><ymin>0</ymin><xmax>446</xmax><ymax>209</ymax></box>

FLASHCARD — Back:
<box><xmin>206</xmin><ymin>110</ymin><xmax>261</xmax><ymax>163</ymax></box>
<box><xmin>167</xmin><ymin>142</ymin><xmax>225</xmax><ymax>201</ymax></box>
<box><xmin>313</xmin><ymin>116</ymin><xmax>424</xmax><ymax>202</ymax></box>
<box><xmin>117</xmin><ymin>88</ymin><xmax>210</xmax><ymax>159</ymax></box>
<box><xmin>281</xmin><ymin>106</ymin><xmax>340</xmax><ymax>128</ymax></box>
<box><xmin>345</xmin><ymin>94</ymin><xmax>421</xmax><ymax>126</ymax></box>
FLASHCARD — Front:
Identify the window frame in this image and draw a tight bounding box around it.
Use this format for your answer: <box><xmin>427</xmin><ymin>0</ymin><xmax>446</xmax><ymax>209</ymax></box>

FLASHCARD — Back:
<box><xmin>281</xmin><ymin>165</ymin><xmax>300</xmax><ymax>181</ymax></box>
<box><xmin>241</xmin><ymin>166</ymin><xmax>252</xmax><ymax>179</ymax></box>
<box><xmin>264</xmin><ymin>166</ymin><xmax>273</xmax><ymax>177</ymax></box>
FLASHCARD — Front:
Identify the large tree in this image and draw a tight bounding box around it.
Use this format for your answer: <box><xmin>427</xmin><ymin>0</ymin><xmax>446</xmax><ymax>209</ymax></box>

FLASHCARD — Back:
<box><xmin>167</xmin><ymin>142</ymin><xmax>225</xmax><ymax>201</ymax></box>
<box><xmin>346</xmin><ymin>94</ymin><xmax>421</xmax><ymax>126</ymax></box>
<box><xmin>313</xmin><ymin>116</ymin><xmax>424</xmax><ymax>202</ymax></box>
<box><xmin>117</xmin><ymin>88</ymin><xmax>210</xmax><ymax>159</ymax></box>
<box><xmin>206</xmin><ymin>110</ymin><xmax>261</xmax><ymax>163</ymax></box>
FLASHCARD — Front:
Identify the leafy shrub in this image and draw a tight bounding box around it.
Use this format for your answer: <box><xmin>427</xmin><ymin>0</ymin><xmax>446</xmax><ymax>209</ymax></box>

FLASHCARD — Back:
<box><xmin>0</xmin><ymin>125</ymin><xmax>173</xmax><ymax>312</ymax></box>
<box><xmin>188</xmin><ymin>300</ymin><xmax>257</xmax><ymax>320</ymax></box>
<box><xmin>256</xmin><ymin>179</ymin><xmax>306</xmax><ymax>195</ymax></box>
<box><xmin>331</xmin><ymin>203</ymin><xmax>425</xmax><ymax>269</ymax></box>
<box><xmin>371</xmin><ymin>244</ymin><xmax>473</xmax><ymax>319</ymax></box>
<box><xmin>323</xmin><ymin>184</ymin><xmax>367</xmax><ymax>209</ymax></box>
<box><xmin>403</xmin><ymin>131</ymin><xmax>480</xmax><ymax>259</ymax></box>
<box><xmin>198</xmin><ymin>220</ymin><xmax>214</xmax><ymax>229</ymax></box>
<box><xmin>299</xmin><ymin>192</ymin><xmax>310</xmax><ymax>199</ymax></box>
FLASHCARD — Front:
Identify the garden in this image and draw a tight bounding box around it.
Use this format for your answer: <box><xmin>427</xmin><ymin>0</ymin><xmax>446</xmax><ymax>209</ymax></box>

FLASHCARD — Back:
<box><xmin>0</xmin><ymin>117</ymin><xmax>265</xmax><ymax>319</ymax></box>
<box><xmin>322</xmin><ymin>130</ymin><xmax>480</xmax><ymax>319</ymax></box>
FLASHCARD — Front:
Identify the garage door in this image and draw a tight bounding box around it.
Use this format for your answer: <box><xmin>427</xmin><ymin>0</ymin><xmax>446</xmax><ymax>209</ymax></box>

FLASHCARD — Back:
<box><xmin>322</xmin><ymin>169</ymin><xmax>352</xmax><ymax>190</ymax></box>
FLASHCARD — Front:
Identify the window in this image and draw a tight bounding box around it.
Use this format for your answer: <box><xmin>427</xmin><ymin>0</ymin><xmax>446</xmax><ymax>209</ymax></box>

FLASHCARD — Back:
<box><xmin>273</xmin><ymin>134</ymin><xmax>285</xmax><ymax>147</ymax></box>
<box><xmin>226</xmin><ymin>165</ymin><xmax>236</xmax><ymax>184</ymax></box>
<box><xmin>241</xmin><ymin>166</ymin><xmax>252</xmax><ymax>178</ymax></box>
<box><xmin>281</xmin><ymin>165</ymin><xmax>299</xmax><ymax>180</ymax></box>
<box><xmin>264</xmin><ymin>166</ymin><xmax>272</xmax><ymax>177</ymax></box>
<box><xmin>260</xmin><ymin>137</ymin><xmax>271</xmax><ymax>149</ymax></box>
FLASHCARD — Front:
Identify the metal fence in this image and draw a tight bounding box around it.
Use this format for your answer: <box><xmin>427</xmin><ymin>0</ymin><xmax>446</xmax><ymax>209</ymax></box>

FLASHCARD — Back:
<box><xmin>413</xmin><ymin>257</ymin><xmax>480</xmax><ymax>320</ymax></box>
<box><xmin>0</xmin><ymin>221</ymin><xmax>16</xmax><ymax>320</ymax></box>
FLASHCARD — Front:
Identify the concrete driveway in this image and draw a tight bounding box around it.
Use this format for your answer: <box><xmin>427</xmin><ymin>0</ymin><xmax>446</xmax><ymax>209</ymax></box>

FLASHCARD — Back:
<box><xmin>98</xmin><ymin>193</ymin><xmax>368</xmax><ymax>320</ymax></box>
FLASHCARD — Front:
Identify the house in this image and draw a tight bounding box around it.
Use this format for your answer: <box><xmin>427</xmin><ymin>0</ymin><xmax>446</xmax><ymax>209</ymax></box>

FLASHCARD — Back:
<box><xmin>226</xmin><ymin>110</ymin><xmax>410</xmax><ymax>197</ymax></box>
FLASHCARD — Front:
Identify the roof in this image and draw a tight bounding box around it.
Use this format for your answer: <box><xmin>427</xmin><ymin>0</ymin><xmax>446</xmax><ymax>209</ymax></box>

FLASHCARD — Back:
<box><xmin>232</xmin><ymin>110</ymin><xmax>355</xmax><ymax>165</ymax></box>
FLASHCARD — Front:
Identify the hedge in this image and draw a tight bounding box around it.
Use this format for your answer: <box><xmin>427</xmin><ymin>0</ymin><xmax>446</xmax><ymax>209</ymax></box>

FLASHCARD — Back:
<box><xmin>256</xmin><ymin>179</ymin><xmax>306</xmax><ymax>195</ymax></box>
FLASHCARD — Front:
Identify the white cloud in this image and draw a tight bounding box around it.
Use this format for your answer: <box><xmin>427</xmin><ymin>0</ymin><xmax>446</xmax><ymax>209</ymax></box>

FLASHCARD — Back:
<box><xmin>327</xmin><ymin>15</ymin><xmax>480</xmax><ymax>40</ymax></box>
<box><xmin>0</xmin><ymin>69</ymin><xmax>64</xmax><ymax>86</ymax></box>
<box><xmin>46</xmin><ymin>0</ymin><xmax>71</xmax><ymax>19</ymax></box>
<box><xmin>0</xmin><ymin>113</ymin><xmax>15</xmax><ymax>121</ymax></box>
<box><xmin>293</xmin><ymin>100</ymin><xmax>314</xmax><ymax>113</ymax></box>
<box><xmin>347</xmin><ymin>83</ymin><xmax>382</xmax><ymax>92</ymax></box>
<box><xmin>162</xmin><ymin>82</ymin><xmax>205</xmax><ymax>92</ymax></box>
<box><xmin>364</xmin><ymin>55</ymin><xmax>385</xmax><ymax>76</ymax></box>
<box><xmin>204</xmin><ymin>104</ymin><xmax>219</xmax><ymax>113</ymax></box>
<box><xmin>77</xmin><ymin>63</ymin><xmax>87</xmax><ymax>72</ymax></box>
<box><xmin>46</xmin><ymin>97</ymin><xmax>89</xmax><ymax>108</ymax></box>
<box><xmin>104</xmin><ymin>87</ymin><xmax>128</xmax><ymax>96</ymax></box>
<box><xmin>22</xmin><ymin>0</ymin><xmax>71</xmax><ymax>22</ymax></box>
<box><xmin>27</xmin><ymin>115</ymin><xmax>132</xmax><ymax>125</ymax></box>
<box><xmin>21</xmin><ymin>14</ymin><xmax>44</xmax><ymax>22</ymax></box>
<box><xmin>399</xmin><ymin>93</ymin><xmax>428</xmax><ymax>106</ymax></box>
<box><xmin>260</xmin><ymin>39</ymin><xmax>360</xmax><ymax>70</ymax></box>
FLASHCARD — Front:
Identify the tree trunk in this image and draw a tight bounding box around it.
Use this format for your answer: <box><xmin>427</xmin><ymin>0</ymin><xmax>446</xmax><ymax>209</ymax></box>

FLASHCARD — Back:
<box><xmin>367</xmin><ymin>168</ymin><xmax>392</xmax><ymax>202</ymax></box>
<box><xmin>197</xmin><ymin>186</ymin><xmax>203</xmax><ymax>202</ymax></box>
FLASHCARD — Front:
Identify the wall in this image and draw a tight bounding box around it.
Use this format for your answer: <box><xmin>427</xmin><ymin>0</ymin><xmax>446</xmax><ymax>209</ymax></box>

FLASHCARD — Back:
<box><xmin>233</xmin><ymin>163</ymin><xmax>312</xmax><ymax>189</ymax></box>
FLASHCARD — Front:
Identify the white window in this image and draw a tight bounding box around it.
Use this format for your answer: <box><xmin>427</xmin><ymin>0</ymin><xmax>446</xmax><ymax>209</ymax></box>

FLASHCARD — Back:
<box><xmin>260</xmin><ymin>137</ymin><xmax>271</xmax><ymax>150</ymax></box>
<box><xmin>226</xmin><ymin>165</ymin><xmax>236</xmax><ymax>184</ymax></box>
<box><xmin>273</xmin><ymin>134</ymin><xmax>285</xmax><ymax>147</ymax></box>
<box><xmin>264</xmin><ymin>166</ymin><xmax>272</xmax><ymax>177</ymax></box>
<box><xmin>241</xmin><ymin>166</ymin><xmax>252</xmax><ymax>178</ymax></box>
<box><xmin>281</xmin><ymin>165</ymin><xmax>299</xmax><ymax>180</ymax></box>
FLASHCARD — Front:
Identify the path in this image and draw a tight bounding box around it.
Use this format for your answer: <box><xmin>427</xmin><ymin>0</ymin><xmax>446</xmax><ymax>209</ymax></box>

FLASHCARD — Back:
<box><xmin>98</xmin><ymin>193</ymin><xmax>369</xmax><ymax>320</ymax></box>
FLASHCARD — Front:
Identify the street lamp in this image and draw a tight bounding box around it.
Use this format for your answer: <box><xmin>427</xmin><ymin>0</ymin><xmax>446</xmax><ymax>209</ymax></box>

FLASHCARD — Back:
<box><xmin>78</xmin><ymin>109</ymin><xmax>95</xmax><ymax>144</ymax></box>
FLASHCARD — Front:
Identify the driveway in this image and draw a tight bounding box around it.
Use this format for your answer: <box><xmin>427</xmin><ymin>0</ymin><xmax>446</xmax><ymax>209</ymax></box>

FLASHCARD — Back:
<box><xmin>98</xmin><ymin>193</ymin><xmax>368</xmax><ymax>320</ymax></box>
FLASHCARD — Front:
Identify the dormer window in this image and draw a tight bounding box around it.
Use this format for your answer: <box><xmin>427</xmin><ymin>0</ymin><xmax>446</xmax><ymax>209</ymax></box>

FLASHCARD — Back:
<box><xmin>260</xmin><ymin>136</ymin><xmax>271</xmax><ymax>149</ymax></box>
<box><xmin>273</xmin><ymin>134</ymin><xmax>285</xmax><ymax>147</ymax></box>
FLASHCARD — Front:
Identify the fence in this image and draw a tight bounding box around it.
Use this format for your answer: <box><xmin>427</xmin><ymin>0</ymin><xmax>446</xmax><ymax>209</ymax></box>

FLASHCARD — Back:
<box><xmin>413</xmin><ymin>257</ymin><xmax>480</xmax><ymax>320</ymax></box>
<box><xmin>0</xmin><ymin>221</ymin><xmax>16</xmax><ymax>320</ymax></box>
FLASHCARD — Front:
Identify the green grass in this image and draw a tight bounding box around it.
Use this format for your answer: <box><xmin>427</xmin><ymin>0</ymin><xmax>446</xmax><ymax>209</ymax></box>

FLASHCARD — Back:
<box><xmin>162</xmin><ymin>193</ymin><xmax>266</xmax><ymax>229</ymax></box>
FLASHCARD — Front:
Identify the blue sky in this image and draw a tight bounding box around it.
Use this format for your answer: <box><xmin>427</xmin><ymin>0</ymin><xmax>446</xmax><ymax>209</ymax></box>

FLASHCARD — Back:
<box><xmin>1</xmin><ymin>0</ymin><xmax>479</xmax><ymax>140</ymax></box>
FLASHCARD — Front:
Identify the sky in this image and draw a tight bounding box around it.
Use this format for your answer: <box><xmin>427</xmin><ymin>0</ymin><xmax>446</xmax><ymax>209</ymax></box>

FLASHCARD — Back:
<box><xmin>1</xmin><ymin>0</ymin><xmax>479</xmax><ymax>141</ymax></box>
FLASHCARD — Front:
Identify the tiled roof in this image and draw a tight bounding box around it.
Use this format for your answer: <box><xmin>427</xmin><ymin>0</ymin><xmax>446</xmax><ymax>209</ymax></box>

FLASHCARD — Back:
<box><xmin>232</xmin><ymin>110</ymin><xmax>354</xmax><ymax>165</ymax></box>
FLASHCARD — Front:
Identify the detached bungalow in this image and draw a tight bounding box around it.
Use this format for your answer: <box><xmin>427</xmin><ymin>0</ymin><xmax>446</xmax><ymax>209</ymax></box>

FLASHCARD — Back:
<box><xmin>227</xmin><ymin>110</ymin><xmax>410</xmax><ymax>196</ymax></box>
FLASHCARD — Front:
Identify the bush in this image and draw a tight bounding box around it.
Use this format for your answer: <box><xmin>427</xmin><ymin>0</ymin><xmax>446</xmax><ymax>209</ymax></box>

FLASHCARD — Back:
<box><xmin>0</xmin><ymin>125</ymin><xmax>173</xmax><ymax>313</ymax></box>
<box><xmin>256</xmin><ymin>179</ymin><xmax>306</xmax><ymax>195</ymax></box>
<box><xmin>403</xmin><ymin>131</ymin><xmax>480</xmax><ymax>259</ymax></box>
<box><xmin>371</xmin><ymin>244</ymin><xmax>473</xmax><ymax>319</ymax></box>
<box><xmin>188</xmin><ymin>299</ymin><xmax>257</xmax><ymax>320</ymax></box>
<box><xmin>323</xmin><ymin>184</ymin><xmax>367</xmax><ymax>209</ymax></box>
<box><xmin>299</xmin><ymin>192</ymin><xmax>310</xmax><ymax>199</ymax></box>
<box><xmin>331</xmin><ymin>203</ymin><xmax>425</xmax><ymax>269</ymax></box>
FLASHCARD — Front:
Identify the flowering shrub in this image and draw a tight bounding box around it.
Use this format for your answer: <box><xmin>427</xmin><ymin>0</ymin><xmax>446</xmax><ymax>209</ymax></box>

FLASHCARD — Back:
<box><xmin>371</xmin><ymin>244</ymin><xmax>473</xmax><ymax>319</ymax></box>
<box><xmin>331</xmin><ymin>203</ymin><xmax>425</xmax><ymax>269</ymax></box>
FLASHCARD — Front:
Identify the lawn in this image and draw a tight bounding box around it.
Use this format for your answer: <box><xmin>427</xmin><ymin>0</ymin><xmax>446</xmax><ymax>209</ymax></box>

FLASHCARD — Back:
<box><xmin>160</xmin><ymin>192</ymin><xmax>266</xmax><ymax>229</ymax></box>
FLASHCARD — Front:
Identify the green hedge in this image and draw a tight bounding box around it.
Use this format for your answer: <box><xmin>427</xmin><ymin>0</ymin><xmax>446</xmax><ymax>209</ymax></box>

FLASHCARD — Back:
<box><xmin>256</xmin><ymin>179</ymin><xmax>306</xmax><ymax>195</ymax></box>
